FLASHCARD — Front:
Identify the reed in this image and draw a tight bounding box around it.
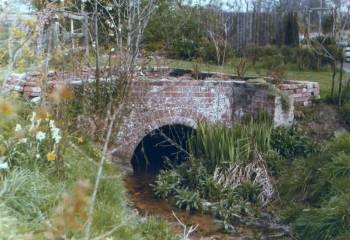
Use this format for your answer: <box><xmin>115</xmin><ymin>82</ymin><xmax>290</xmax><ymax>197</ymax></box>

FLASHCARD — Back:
<box><xmin>189</xmin><ymin>118</ymin><xmax>272</xmax><ymax>174</ymax></box>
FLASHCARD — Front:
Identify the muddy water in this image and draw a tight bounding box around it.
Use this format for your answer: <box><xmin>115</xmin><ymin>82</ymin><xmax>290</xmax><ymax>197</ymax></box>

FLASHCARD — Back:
<box><xmin>124</xmin><ymin>174</ymin><xmax>265</xmax><ymax>240</ymax></box>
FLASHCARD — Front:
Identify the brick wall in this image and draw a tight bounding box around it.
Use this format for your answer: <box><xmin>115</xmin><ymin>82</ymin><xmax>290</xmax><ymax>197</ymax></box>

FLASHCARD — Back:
<box><xmin>279</xmin><ymin>80</ymin><xmax>320</xmax><ymax>107</ymax></box>
<box><xmin>113</xmin><ymin>79</ymin><xmax>293</xmax><ymax>165</ymax></box>
<box><xmin>3</xmin><ymin>69</ymin><xmax>320</xmax><ymax>168</ymax></box>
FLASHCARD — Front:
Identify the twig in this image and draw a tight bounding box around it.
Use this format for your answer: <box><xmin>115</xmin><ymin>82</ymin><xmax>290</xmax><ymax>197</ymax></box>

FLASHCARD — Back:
<box><xmin>83</xmin><ymin>104</ymin><xmax>123</xmax><ymax>240</ymax></box>
<box><xmin>172</xmin><ymin>211</ymin><xmax>198</xmax><ymax>240</ymax></box>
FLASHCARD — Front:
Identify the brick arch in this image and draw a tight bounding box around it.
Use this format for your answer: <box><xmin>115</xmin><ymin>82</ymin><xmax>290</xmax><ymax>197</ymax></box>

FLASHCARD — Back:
<box><xmin>114</xmin><ymin>113</ymin><xmax>203</xmax><ymax>168</ymax></box>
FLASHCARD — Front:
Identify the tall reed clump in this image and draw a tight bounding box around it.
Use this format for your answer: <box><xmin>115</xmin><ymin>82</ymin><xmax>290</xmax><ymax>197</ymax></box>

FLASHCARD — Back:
<box><xmin>189</xmin><ymin>118</ymin><xmax>272</xmax><ymax>174</ymax></box>
<box><xmin>187</xmin><ymin>117</ymin><xmax>275</xmax><ymax>205</ymax></box>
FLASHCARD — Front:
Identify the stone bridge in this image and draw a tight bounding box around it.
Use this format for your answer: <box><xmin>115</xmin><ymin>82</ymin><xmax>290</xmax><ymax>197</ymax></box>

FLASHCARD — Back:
<box><xmin>5</xmin><ymin>68</ymin><xmax>320</xmax><ymax>171</ymax></box>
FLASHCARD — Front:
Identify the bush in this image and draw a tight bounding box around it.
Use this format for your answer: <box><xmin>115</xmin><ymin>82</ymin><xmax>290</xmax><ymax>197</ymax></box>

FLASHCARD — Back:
<box><xmin>340</xmin><ymin>102</ymin><xmax>350</xmax><ymax>126</ymax></box>
<box><xmin>278</xmin><ymin>133</ymin><xmax>350</xmax><ymax>240</ymax></box>
<box><xmin>153</xmin><ymin>170</ymin><xmax>182</xmax><ymax>199</ymax></box>
<box><xmin>198</xmin><ymin>175</ymin><xmax>223</xmax><ymax>201</ymax></box>
<box><xmin>294</xmin><ymin>195</ymin><xmax>350</xmax><ymax>240</ymax></box>
<box><xmin>295</xmin><ymin>46</ymin><xmax>319</xmax><ymax>70</ymax></box>
<box><xmin>271</xmin><ymin>126</ymin><xmax>319</xmax><ymax>159</ymax></box>
<box><xmin>234</xmin><ymin>182</ymin><xmax>260</xmax><ymax>204</ymax></box>
<box><xmin>174</xmin><ymin>188</ymin><xmax>201</xmax><ymax>212</ymax></box>
<box><xmin>213</xmin><ymin>192</ymin><xmax>251</xmax><ymax>224</ymax></box>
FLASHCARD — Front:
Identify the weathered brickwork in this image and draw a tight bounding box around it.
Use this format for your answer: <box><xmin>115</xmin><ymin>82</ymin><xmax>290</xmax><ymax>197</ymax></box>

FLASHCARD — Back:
<box><xmin>4</xmin><ymin>68</ymin><xmax>320</xmax><ymax>167</ymax></box>
<box><xmin>279</xmin><ymin>80</ymin><xmax>320</xmax><ymax>107</ymax></box>
<box><xmin>113</xmin><ymin>79</ymin><xmax>294</xmax><ymax>164</ymax></box>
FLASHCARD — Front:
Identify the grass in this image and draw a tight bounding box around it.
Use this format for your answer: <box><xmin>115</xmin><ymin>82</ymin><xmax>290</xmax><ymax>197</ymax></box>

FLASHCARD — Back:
<box><xmin>149</xmin><ymin>58</ymin><xmax>349</xmax><ymax>98</ymax></box>
<box><xmin>0</xmin><ymin>99</ymin><xmax>178</xmax><ymax>239</ymax></box>
<box><xmin>189</xmin><ymin>117</ymin><xmax>272</xmax><ymax>173</ymax></box>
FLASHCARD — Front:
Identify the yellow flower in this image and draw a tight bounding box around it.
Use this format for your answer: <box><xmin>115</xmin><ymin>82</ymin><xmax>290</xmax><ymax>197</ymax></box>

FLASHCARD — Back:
<box><xmin>35</xmin><ymin>107</ymin><xmax>49</xmax><ymax>120</ymax></box>
<box><xmin>11</xmin><ymin>91</ymin><xmax>19</xmax><ymax>98</ymax></box>
<box><xmin>0</xmin><ymin>99</ymin><xmax>16</xmax><ymax>117</ymax></box>
<box><xmin>77</xmin><ymin>137</ymin><xmax>84</xmax><ymax>144</ymax></box>
<box><xmin>47</xmin><ymin>151</ymin><xmax>56</xmax><ymax>161</ymax></box>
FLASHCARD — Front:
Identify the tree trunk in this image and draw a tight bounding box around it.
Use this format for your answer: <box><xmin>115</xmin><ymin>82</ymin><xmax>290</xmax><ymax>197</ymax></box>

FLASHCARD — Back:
<box><xmin>94</xmin><ymin>0</ymin><xmax>100</xmax><ymax>104</ymax></box>
<box><xmin>338</xmin><ymin>59</ymin><xmax>344</xmax><ymax>107</ymax></box>
<box><xmin>331</xmin><ymin>61</ymin><xmax>336</xmax><ymax>102</ymax></box>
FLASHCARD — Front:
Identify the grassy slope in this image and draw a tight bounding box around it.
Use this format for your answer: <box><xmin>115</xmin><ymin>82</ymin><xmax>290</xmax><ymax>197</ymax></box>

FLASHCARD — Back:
<box><xmin>0</xmin><ymin>100</ymin><xmax>177</xmax><ymax>240</ymax></box>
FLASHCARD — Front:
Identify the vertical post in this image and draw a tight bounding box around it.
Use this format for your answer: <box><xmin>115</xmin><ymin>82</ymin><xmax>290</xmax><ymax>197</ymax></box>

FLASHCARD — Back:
<box><xmin>332</xmin><ymin>7</ymin><xmax>336</xmax><ymax>39</ymax></box>
<box><xmin>70</xmin><ymin>18</ymin><xmax>74</xmax><ymax>49</ymax></box>
<box><xmin>83</xmin><ymin>13</ymin><xmax>89</xmax><ymax>57</ymax></box>
<box><xmin>308</xmin><ymin>9</ymin><xmax>311</xmax><ymax>43</ymax></box>
<box><xmin>94</xmin><ymin>0</ymin><xmax>100</xmax><ymax>101</ymax></box>
<box><xmin>318</xmin><ymin>0</ymin><xmax>322</xmax><ymax>35</ymax></box>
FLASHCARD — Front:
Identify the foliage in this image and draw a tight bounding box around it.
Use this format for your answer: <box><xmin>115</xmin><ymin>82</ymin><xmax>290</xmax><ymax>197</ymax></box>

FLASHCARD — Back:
<box><xmin>277</xmin><ymin>133</ymin><xmax>350</xmax><ymax>240</ymax></box>
<box><xmin>139</xmin><ymin>216</ymin><xmax>179</xmax><ymax>240</ymax></box>
<box><xmin>174</xmin><ymin>188</ymin><xmax>201</xmax><ymax>212</ymax></box>
<box><xmin>0</xmin><ymin>168</ymin><xmax>64</xmax><ymax>227</ymax></box>
<box><xmin>189</xmin><ymin>119</ymin><xmax>272</xmax><ymax>174</ymax></box>
<box><xmin>340</xmin><ymin>102</ymin><xmax>350</xmax><ymax>127</ymax></box>
<box><xmin>235</xmin><ymin>58</ymin><xmax>249</xmax><ymax>79</ymax></box>
<box><xmin>213</xmin><ymin>191</ymin><xmax>251</xmax><ymax>227</ymax></box>
<box><xmin>294</xmin><ymin>195</ymin><xmax>350</xmax><ymax>240</ymax></box>
<box><xmin>0</xmin><ymin>99</ymin><xmax>176</xmax><ymax>239</ymax></box>
<box><xmin>153</xmin><ymin>170</ymin><xmax>182</xmax><ymax>199</ymax></box>
<box><xmin>267</xmin><ymin>84</ymin><xmax>291</xmax><ymax>111</ymax></box>
<box><xmin>234</xmin><ymin>182</ymin><xmax>260</xmax><ymax>204</ymax></box>
<box><xmin>295</xmin><ymin>45</ymin><xmax>319</xmax><ymax>70</ymax></box>
<box><xmin>198</xmin><ymin>175</ymin><xmax>223</xmax><ymax>201</ymax></box>
<box><xmin>271</xmin><ymin>126</ymin><xmax>319</xmax><ymax>159</ymax></box>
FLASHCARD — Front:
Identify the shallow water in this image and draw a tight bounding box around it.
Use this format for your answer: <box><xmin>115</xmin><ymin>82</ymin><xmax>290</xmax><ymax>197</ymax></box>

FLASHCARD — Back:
<box><xmin>124</xmin><ymin>174</ymin><xmax>268</xmax><ymax>240</ymax></box>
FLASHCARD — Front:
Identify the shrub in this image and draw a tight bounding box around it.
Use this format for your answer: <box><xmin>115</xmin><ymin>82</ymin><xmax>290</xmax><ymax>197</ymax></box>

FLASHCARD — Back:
<box><xmin>278</xmin><ymin>133</ymin><xmax>350</xmax><ymax>240</ymax></box>
<box><xmin>213</xmin><ymin>191</ymin><xmax>251</xmax><ymax>224</ymax></box>
<box><xmin>294</xmin><ymin>195</ymin><xmax>350</xmax><ymax>240</ymax></box>
<box><xmin>265</xmin><ymin>150</ymin><xmax>285</xmax><ymax>177</ymax></box>
<box><xmin>198</xmin><ymin>175</ymin><xmax>223</xmax><ymax>201</ymax></box>
<box><xmin>153</xmin><ymin>170</ymin><xmax>182</xmax><ymax>199</ymax></box>
<box><xmin>295</xmin><ymin>46</ymin><xmax>319</xmax><ymax>70</ymax></box>
<box><xmin>271</xmin><ymin>126</ymin><xmax>319</xmax><ymax>159</ymax></box>
<box><xmin>174</xmin><ymin>188</ymin><xmax>201</xmax><ymax>212</ymax></box>
<box><xmin>340</xmin><ymin>103</ymin><xmax>350</xmax><ymax>126</ymax></box>
<box><xmin>234</xmin><ymin>182</ymin><xmax>260</xmax><ymax>204</ymax></box>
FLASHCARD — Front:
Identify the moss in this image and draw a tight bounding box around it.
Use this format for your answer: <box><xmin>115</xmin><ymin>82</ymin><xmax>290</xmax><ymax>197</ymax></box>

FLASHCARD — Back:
<box><xmin>266</xmin><ymin>84</ymin><xmax>291</xmax><ymax>112</ymax></box>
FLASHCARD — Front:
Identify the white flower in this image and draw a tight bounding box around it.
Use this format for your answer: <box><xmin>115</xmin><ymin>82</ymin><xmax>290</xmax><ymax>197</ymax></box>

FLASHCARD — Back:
<box><xmin>36</xmin><ymin>131</ymin><xmax>46</xmax><ymax>142</ymax></box>
<box><xmin>18</xmin><ymin>138</ymin><xmax>27</xmax><ymax>144</ymax></box>
<box><xmin>15</xmin><ymin>124</ymin><xmax>22</xmax><ymax>132</ymax></box>
<box><xmin>49</xmin><ymin>120</ymin><xmax>61</xmax><ymax>144</ymax></box>
<box><xmin>111</xmin><ymin>48</ymin><xmax>115</xmax><ymax>52</ymax></box>
<box><xmin>36</xmin><ymin>154</ymin><xmax>40</xmax><ymax>159</ymax></box>
<box><xmin>30</xmin><ymin>112</ymin><xmax>36</xmax><ymax>130</ymax></box>
<box><xmin>0</xmin><ymin>162</ymin><xmax>8</xmax><ymax>170</ymax></box>
<box><xmin>49</xmin><ymin>120</ymin><xmax>55</xmax><ymax>129</ymax></box>
<box><xmin>52</xmin><ymin>128</ymin><xmax>61</xmax><ymax>144</ymax></box>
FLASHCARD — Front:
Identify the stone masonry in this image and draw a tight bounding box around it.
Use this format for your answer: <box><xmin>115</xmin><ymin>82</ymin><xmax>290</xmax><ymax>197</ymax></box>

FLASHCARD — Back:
<box><xmin>4</xmin><ymin>68</ymin><xmax>320</xmax><ymax>167</ymax></box>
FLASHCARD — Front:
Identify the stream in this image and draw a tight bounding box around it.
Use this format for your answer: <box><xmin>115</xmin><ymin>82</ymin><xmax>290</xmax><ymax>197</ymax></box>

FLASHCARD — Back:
<box><xmin>124</xmin><ymin>174</ymin><xmax>277</xmax><ymax>240</ymax></box>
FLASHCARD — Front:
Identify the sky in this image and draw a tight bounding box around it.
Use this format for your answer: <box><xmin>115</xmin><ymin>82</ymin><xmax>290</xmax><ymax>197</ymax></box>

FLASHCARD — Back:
<box><xmin>0</xmin><ymin>0</ymin><xmax>31</xmax><ymax>12</ymax></box>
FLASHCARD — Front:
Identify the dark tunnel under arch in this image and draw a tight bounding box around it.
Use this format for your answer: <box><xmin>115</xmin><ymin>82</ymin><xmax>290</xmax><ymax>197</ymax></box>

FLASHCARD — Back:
<box><xmin>131</xmin><ymin>124</ymin><xmax>194</xmax><ymax>174</ymax></box>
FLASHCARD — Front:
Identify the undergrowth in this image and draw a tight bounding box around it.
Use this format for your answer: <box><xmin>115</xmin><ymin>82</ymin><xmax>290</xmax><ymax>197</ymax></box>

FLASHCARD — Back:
<box><xmin>0</xmin><ymin>97</ymin><xmax>177</xmax><ymax>239</ymax></box>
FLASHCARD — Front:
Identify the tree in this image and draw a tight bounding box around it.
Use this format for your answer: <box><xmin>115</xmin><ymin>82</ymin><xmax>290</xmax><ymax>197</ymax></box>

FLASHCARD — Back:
<box><xmin>284</xmin><ymin>12</ymin><xmax>299</xmax><ymax>46</ymax></box>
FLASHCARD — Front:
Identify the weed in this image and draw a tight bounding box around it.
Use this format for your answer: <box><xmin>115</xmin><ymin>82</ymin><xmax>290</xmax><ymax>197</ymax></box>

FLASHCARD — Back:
<box><xmin>175</xmin><ymin>188</ymin><xmax>201</xmax><ymax>212</ymax></box>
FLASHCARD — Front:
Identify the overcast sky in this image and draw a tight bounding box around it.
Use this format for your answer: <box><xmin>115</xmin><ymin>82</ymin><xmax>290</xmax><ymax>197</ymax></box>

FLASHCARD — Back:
<box><xmin>0</xmin><ymin>0</ymin><xmax>31</xmax><ymax>12</ymax></box>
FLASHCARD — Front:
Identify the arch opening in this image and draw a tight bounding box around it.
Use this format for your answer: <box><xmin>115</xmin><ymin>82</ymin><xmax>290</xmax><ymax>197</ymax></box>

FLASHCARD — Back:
<box><xmin>131</xmin><ymin>124</ymin><xmax>194</xmax><ymax>174</ymax></box>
